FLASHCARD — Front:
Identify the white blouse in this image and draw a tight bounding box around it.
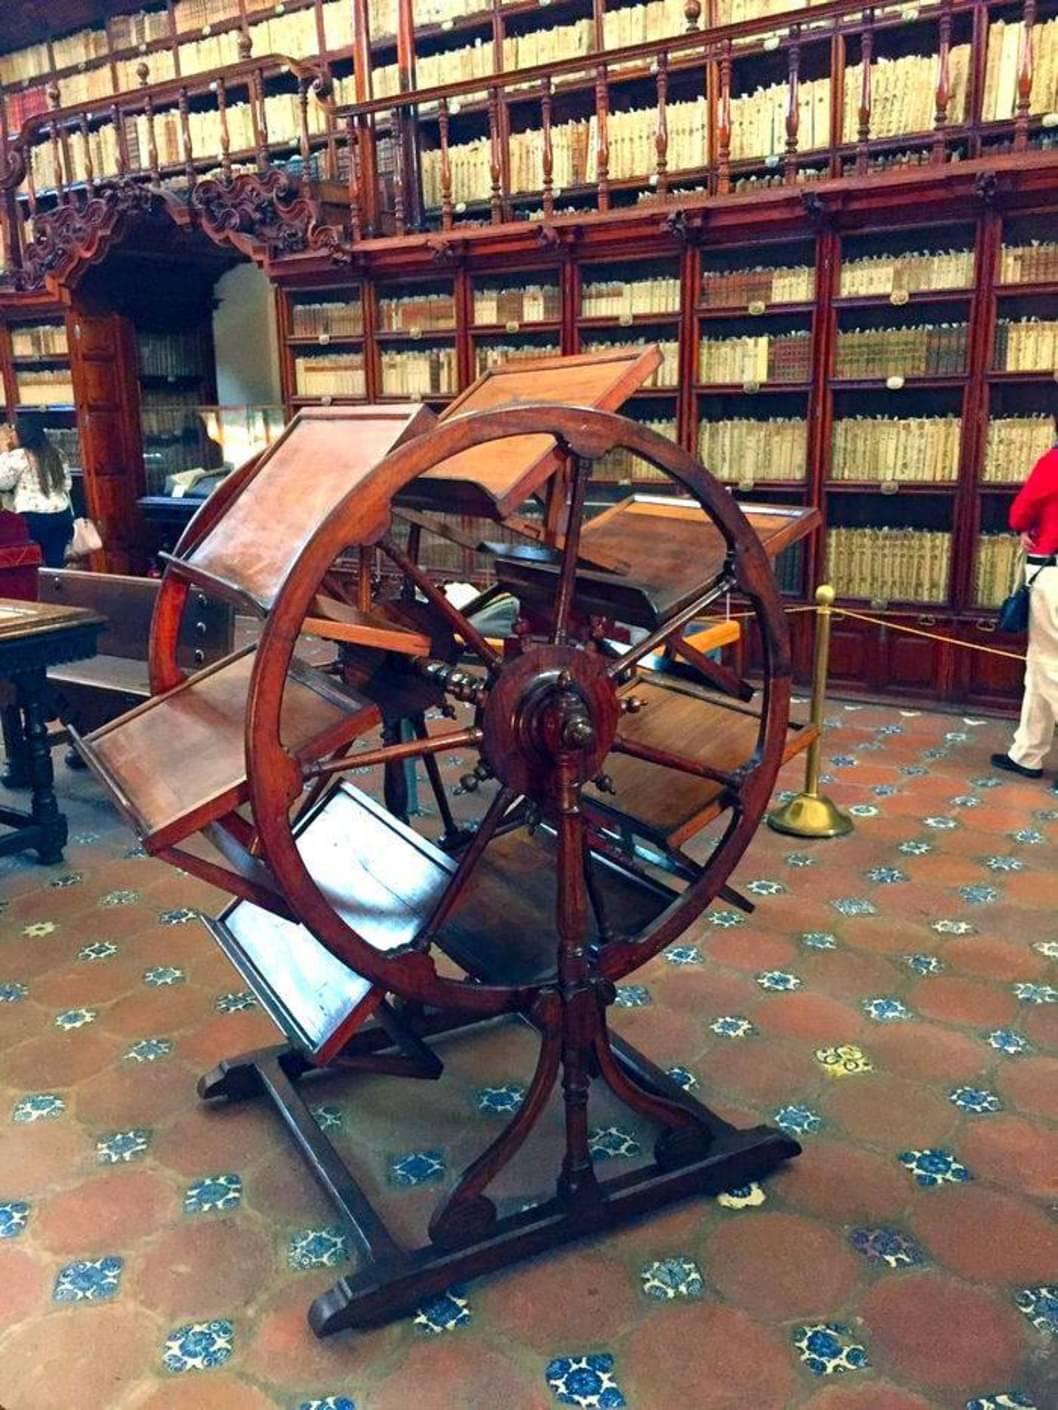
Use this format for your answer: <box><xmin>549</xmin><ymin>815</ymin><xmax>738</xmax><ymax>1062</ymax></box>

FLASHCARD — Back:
<box><xmin>0</xmin><ymin>447</ymin><xmax>72</xmax><ymax>514</ymax></box>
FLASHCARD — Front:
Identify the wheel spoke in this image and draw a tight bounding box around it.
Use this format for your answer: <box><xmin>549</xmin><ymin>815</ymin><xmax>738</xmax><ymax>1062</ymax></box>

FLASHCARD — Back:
<box><xmin>379</xmin><ymin>534</ymin><xmax>502</xmax><ymax>672</ymax></box>
<box><xmin>301</xmin><ymin>726</ymin><xmax>483</xmax><ymax>780</ymax></box>
<box><xmin>419</xmin><ymin>783</ymin><xmax>518</xmax><ymax>947</ymax></box>
<box><xmin>551</xmin><ymin>456</ymin><xmax>592</xmax><ymax>646</ymax></box>
<box><xmin>605</xmin><ymin>572</ymin><xmax>735</xmax><ymax>682</ymax></box>
<box><xmin>611</xmin><ymin>733</ymin><xmax>742</xmax><ymax>793</ymax></box>
<box><xmin>669</xmin><ymin>632</ymin><xmax>755</xmax><ymax>702</ymax></box>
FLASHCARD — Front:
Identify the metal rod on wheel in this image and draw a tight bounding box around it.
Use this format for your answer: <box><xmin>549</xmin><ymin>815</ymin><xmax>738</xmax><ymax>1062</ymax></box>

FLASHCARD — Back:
<box><xmin>767</xmin><ymin>585</ymin><xmax>852</xmax><ymax>839</ymax></box>
<box><xmin>303</xmin><ymin>728</ymin><xmax>483</xmax><ymax>780</ymax></box>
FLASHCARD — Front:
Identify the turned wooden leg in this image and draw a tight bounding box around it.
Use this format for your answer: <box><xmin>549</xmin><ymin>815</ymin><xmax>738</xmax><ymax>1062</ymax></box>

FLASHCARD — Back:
<box><xmin>17</xmin><ymin>669</ymin><xmax>66</xmax><ymax>864</ymax></box>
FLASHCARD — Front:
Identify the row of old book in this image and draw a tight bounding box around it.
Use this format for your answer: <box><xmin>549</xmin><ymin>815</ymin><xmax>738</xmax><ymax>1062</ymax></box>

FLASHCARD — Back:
<box><xmin>378</xmin><ymin>294</ymin><xmax>457</xmax><ymax>333</ymax></box>
<box><xmin>10</xmin><ymin>324</ymin><xmax>69</xmax><ymax>360</ymax></box>
<box><xmin>838</xmin><ymin>249</ymin><xmax>975</xmax><ymax>297</ymax></box>
<box><xmin>701</xmin><ymin>265</ymin><xmax>816</xmax><ymax>308</ymax></box>
<box><xmin>596</xmin><ymin>419</ymin><xmax>679</xmax><ymax>480</ymax></box>
<box><xmin>14</xmin><ymin>370</ymin><xmax>75</xmax><ymax>406</ymax></box>
<box><xmin>983</xmin><ymin>414</ymin><xmax>1057</xmax><ymax>480</ymax></box>
<box><xmin>994</xmin><ymin>319</ymin><xmax>1058</xmax><ymax>372</ymax></box>
<box><xmin>698</xmin><ymin>417</ymin><xmax>807</xmax><ymax>481</ymax></box>
<box><xmin>982</xmin><ymin>17</ymin><xmax>1058</xmax><ymax>122</ymax></box>
<box><xmin>833</xmin><ymin>323</ymin><xmax>970</xmax><ymax>379</ymax></box>
<box><xmin>582</xmin><ymin>338</ymin><xmax>680</xmax><ymax>387</ymax></box>
<box><xmin>841</xmin><ymin>49</ymin><xmax>972</xmax><ymax>144</ymax></box>
<box><xmin>290</xmin><ymin>301</ymin><xmax>365</xmax><ymax>339</ymax></box>
<box><xmin>582</xmin><ymin>278</ymin><xmax>681</xmax><ymax>319</ymax></box>
<box><xmin>46</xmin><ymin>426</ymin><xmax>83</xmax><ymax>471</ymax></box>
<box><xmin>380</xmin><ymin>348</ymin><xmax>459</xmax><ymax>397</ymax></box>
<box><xmin>974</xmin><ymin>533</ymin><xmax>1023</xmax><ymax>607</ymax></box>
<box><xmin>138</xmin><ymin>332</ymin><xmax>207</xmax><ymax>381</ymax></box>
<box><xmin>474</xmin><ymin>341</ymin><xmax>560</xmax><ymax>376</ymax></box>
<box><xmin>294</xmin><ymin>353</ymin><xmax>367</xmax><ymax>399</ymax></box>
<box><xmin>826</xmin><ymin>526</ymin><xmax>952</xmax><ymax>604</ymax></box>
<box><xmin>698</xmin><ymin>330</ymin><xmax>812</xmax><ymax>384</ymax></box>
<box><xmin>830</xmin><ymin>416</ymin><xmax>961</xmax><ymax>482</ymax></box>
<box><xmin>473</xmin><ymin>285</ymin><xmax>562</xmax><ymax>325</ymax></box>
<box><xmin>999</xmin><ymin>241</ymin><xmax>1058</xmax><ymax>286</ymax></box>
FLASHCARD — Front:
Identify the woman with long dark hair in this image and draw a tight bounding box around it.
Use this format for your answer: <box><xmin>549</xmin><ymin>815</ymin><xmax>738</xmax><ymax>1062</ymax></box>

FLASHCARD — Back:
<box><xmin>0</xmin><ymin>414</ymin><xmax>74</xmax><ymax>567</ymax></box>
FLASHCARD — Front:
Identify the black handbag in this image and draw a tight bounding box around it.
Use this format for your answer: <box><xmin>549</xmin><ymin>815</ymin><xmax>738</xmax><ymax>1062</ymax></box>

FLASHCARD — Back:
<box><xmin>997</xmin><ymin>561</ymin><xmax>1048</xmax><ymax>634</ymax></box>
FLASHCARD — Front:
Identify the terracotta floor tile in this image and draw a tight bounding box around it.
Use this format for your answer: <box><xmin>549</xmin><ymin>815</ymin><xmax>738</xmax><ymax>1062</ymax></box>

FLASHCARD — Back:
<box><xmin>706</xmin><ymin>1210</ymin><xmax>860</xmax><ymax>1321</ymax></box>
<box><xmin>34</xmin><ymin>1167</ymin><xmax>180</xmax><ymax>1252</ymax></box>
<box><xmin>912</xmin><ymin>1183</ymin><xmax>1058</xmax><ymax>1283</ymax></box>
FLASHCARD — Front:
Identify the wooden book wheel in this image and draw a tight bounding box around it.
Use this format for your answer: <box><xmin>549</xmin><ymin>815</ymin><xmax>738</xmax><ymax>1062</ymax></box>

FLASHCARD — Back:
<box><xmin>77</xmin><ymin>392</ymin><xmax>804</xmax><ymax>1339</ymax></box>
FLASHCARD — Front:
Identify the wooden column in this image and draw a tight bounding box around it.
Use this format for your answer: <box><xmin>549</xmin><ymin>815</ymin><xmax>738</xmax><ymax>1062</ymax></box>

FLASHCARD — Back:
<box><xmin>932</xmin><ymin>0</ymin><xmax>952</xmax><ymax>163</ymax></box>
<box><xmin>352</xmin><ymin>0</ymin><xmax>380</xmax><ymax>236</ymax></box>
<box><xmin>1014</xmin><ymin>0</ymin><xmax>1037</xmax><ymax>151</ymax></box>
<box><xmin>396</xmin><ymin>0</ymin><xmax>424</xmax><ymax>230</ymax></box>
<box><xmin>784</xmin><ymin>26</ymin><xmax>801</xmax><ymax>184</ymax></box>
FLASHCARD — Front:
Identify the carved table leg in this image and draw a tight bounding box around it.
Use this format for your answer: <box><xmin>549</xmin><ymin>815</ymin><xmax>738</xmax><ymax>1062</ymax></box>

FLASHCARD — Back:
<box><xmin>18</xmin><ymin>668</ymin><xmax>66</xmax><ymax>863</ymax></box>
<box><xmin>1</xmin><ymin>701</ymin><xmax>30</xmax><ymax>789</ymax></box>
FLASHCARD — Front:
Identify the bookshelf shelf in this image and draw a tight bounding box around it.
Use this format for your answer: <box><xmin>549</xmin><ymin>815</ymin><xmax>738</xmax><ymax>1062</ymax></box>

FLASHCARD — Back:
<box><xmin>832</xmin><ymin>290</ymin><xmax>974</xmax><ymax>310</ymax></box>
<box><xmin>375</xmin><ymin>329</ymin><xmax>459</xmax><ymax>342</ymax></box>
<box><xmin>986</xmin><ymin>370</ymin><xmax>1058</xmax><ymax>383</ymax></box>
<box><xmin>824</xmin><ymin>481</ymin><xmax>960</xmax><ymax>494</ymax></box>
<box><xmin>578</xmin><ymin>313</ymin><xmax>682</xmax><ymax>328</ymax></box>
<box><xmin>694</xmin><ymin>382</ymin><xmax>812</xmax><ymax>395</ymax></box>
<box><xmin>829</xmin><ymin>375</ymin><xmax>968</xmax><ymax>390</ymax></box>
<box><xmin>994</xmin><ymin>283</ymin><xmax>1058</xmax><ymax>298</ymax></box>
<box><xmin>285</xmin><ymin>335</ymin><xmax>366</xmax><ymax>347</ymax></box>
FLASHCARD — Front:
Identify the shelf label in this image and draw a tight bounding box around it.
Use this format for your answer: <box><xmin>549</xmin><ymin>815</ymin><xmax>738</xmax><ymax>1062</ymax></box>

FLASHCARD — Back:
<box><xmin>138</xmin><ymin>43</ymin><xmax>149</xmax><ymax>56</ymax></box>
<box><xmin>201</xmin><ymin>23</ymin><xmax>212</xmax><ymax>36</ymax></box>
<box><xmin>879</xmin><ymin>479</ymin><xmax>900</xmax><ymax>495</ymax></box>
<box><xmin>450</xmin><ymin>100</ymin><xmax>461</xmax><ymax>114</ymax></box>
<box><xmin>321</xmin><ymin>394</ymin><xmax>333</xmax><ymax>405</ymax></box>
<box><xmin>765</xmin><ymin>153</ymin><xmax>781</xmax><ymax>168</ymax></box>
<box><xmin>748</xmin><ymin>300</ymin><xmax>766</xmax><ymax>316</ymax></box>
<box><xmin>1042</xmin><ymin>111</ymin><xmax>1058</xmax><ymax>128</ymax></box>
<box><xmin>275</xmin><ymin>2</ymin><xmax>286</xmax><ymax>13</ymax></box>
<box><xmin>318</xmin><ymin>332</ymin><xmax>331</xmax><ymax>345</ymax></box>
<box><xmin>869</xmin><ymin>596</ymin><xmax>890</xmax><ymax>610</ymax></box>
<box><xmin>889</xmin><ymin>289</ymin><xmax>910</xmax><ymax>307</ymax></box>
<box><xmin>618</xmin><ymin>311</ymin><xmax>634</xmax><ymax>326</ymax></box>
<box><xmin>737</xmin><ymin>476</ymin><xmax>756</xmax><ymax>490</ymax></box>
<box><xmin>900</xmin><ymin>5</ymin><xmax>919</xmax><ymax>19</ymax></box>
<box><xmin>505</xmin><ymin>320</ymin><xmax>520</xmax><ymax>333</ymax></box>
<box><xmin>742</xmin><ymin>379</ymin><xmax>761</xmax><ymax>394</ymax></box>
<box><xmin>648</xmin><ymin>172</ymin><xmax>659</xmax><ymax>187</ymax></box>
<box><xmin>885</xmin><ymin>374</ymin><xmax>905</xmax><ymax>390</ymax></box>
<box><xmin>441</xmin><ymin>16</ymin><xmax>454</xmax><ymax>27</ymax></box>
<box><xmin>454</xmin><ymin>200</ymin><xmax>467</xmax><ymax>214</ymax></box>
<box><xmin>77</xmin><ymin>60</ymin><xmax>87</xmax><ymax>73</ymax></box>
<box><xmin>763</xmin><ymin>33</ymin><xmax>781</xmax><ymax>50</ymax></box>
<box><xmin>409</xmin><ymin>327</ymin><xmax>423</xmax><ymax>340</ymax></box>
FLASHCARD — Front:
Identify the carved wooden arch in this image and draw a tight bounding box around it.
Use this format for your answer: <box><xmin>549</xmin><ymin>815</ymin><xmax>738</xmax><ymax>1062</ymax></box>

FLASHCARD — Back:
<box><xmin>189</xmin><ymin>167</ymin><xmax>352</xmax><ymax>267</ymax></box>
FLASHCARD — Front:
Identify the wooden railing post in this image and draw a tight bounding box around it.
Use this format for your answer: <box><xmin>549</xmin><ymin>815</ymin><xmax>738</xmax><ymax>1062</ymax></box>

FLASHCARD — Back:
<box><xmin>138</xmin><ymin>63</ymin><xmax>161</xmax><ymax>186</ymax></box>
<box><xmin>487</xmin><ymin>84</ymin><xmax>503</xmax><ymax>223</ymax></box>
<box><xmin>785</xmin><ymin>24</ymin><xmax>801</xmax><ymax>183</ymax></box>
<box><xmin>542</xmin><ymin>75</ymin><xmax>555</xmax><ymax>219</ymax></box>
<box><xmin>685</xmin><ymin>0</ymin><xmax>702</xmax><ymax>32</ymax></box>
<box><xmin>594</xmin><ymin>62</ymin><xmax>610</xmax><ymax>212</ymax></box>
<box><xmin>392</xmin><ymin>107</ymin><xmax>407</xmax><ymax>235</ymax></box>
<box><xmin>438</xmin><ymin>96</ymin><xmax>454</xmax><ymax>231</ymax></box>
<box><xmin>932</xmin><ymin>0</ymin><xmax>952</xmax><ymax>162</ymax></box>
<box><xmin>213</xmin><ymin>75</ymin><xmax>233</xmax><ymax>180</ymax></box>
<box><xmin>1014</xmin><ymin>0</ymin><xmax>1037</xmax><ymax>150</ymax></box>
<box><xmin>655</xmin><ymin>50</ymin><xmax>670</xmax><ymax>197</ymax></box>
<box><xmin>298</xmin><ymin>75</ymin><xmax>313</xmax><ymax>167</ymax></box>
<box><xmin>352</xmin><ymin>0</ymin><xmax>380</xmax><ymax>236</ymax></box>
<box><xmin>397</xmin><ymin>0</ymin><xmax>424</xmax><ymax>229</ymax></box>
<box><xmin>79</xmin><ymin>113</ymin><xmax>95</xmax><ymax>195</ymax></box>
<box><xmin>0</xmin><ymin>86</ymin><xmax>23</xmax><ymax>268</ymax></box>
<box><xmin>113</xmin><ymin>101</ymin><xmax>130</xmax><ymax>178</ymax></box>
<box><xmin>178</xmin><ymin>85</ymin><xmax>195</xmax><ymax>189</ymax></box>
<box><xmin>251</xmin><ymin>66</ymin><xmax>270</xmax><ymax>172</ymax></box>
<box><xmin>717</xmin><ymin>41</ymin><xmax>732</xmax><ymax>195</ymax></box>
<box><xmin>345</xmin><ymin>114</ymin><xmax>362</xmax><ymax>240</ymax></box>
<box><xmin>856</xmin><ymin>15</ymin><xmax>874</xmax><ymax>175</ymax></box>
<box><xmin>48</xmin><ymin>85</ymin><xmax>67</xmax><ymax>203</ymax></box>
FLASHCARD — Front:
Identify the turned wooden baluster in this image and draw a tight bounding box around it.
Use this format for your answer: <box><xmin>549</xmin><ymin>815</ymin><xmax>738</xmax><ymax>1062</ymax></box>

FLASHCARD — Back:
<box><xmin>684</xmin><ymin>0</ymin><xmax>702</xmax><ymax>31</ymax></box>
<box><xmin>215</xmin><ymin>76</ymin><xmax>233</xmax><ymax>180</ymax></box>
<box><xmin>654</xmin><ymin>50</ymin><xmax>669</xmax><ymax>197</ymax></box>
<box><xmin>345</xmin><ymin>115</ymin><xmax>362</xmax><ymax>241</ymax></box>
<box><xmin>24</xmin><ymin>140</ymin><xmax>38</xmax><ymax>226</ymax></box>
<box><xmin>785</xmin><ymin>26</ymin><xmax>801</xmax><ymax>183</ymax></box>
<box><xmin>487</xmin><ymin>85</ymin><xmax>502</xmax><ymax>224</ymax></box>
<box><xmin>438</xmin><ymin>96</ymin><xmax>453</xmax><ymax>231</ymax></box>
<box><xmin>856</xmin><ymin>16</ymin><xmax>874</xmax><ymax>176</ymax></box>
<box><xmin>137</xmin><ymin>64</ymin><xmax>160</xmax><ymax>186</ymax></box>
<box><xmin>1014</xmin><ymin>0</ymin><xmax>1037</xmax><ymax>151</ymax></box>
<box><xmin>252</xmin><ymin>67</ymin><xmax>270</xmax><ymax>172</ymax></box>
<box><xmin>717</xmin><ymin>41</ymin><xmax>733</xmax><ymax>195</ymax></box>
<box><xmin>79</xmin><ymin>113</ymin><xmax>95</xmax><ymax>196</ymax></box>
<box><xmin>0</xmin><ymin>86</ymin><xmax>23</xmax><ymax>267</ymax></box>
<box><xmin>392</xmin><ymin>108</ymin><xmax>407</xmax><ymax>235</ymax></box>
<box><xmin>932</xmin><ymin>0</ymin><xmax>953</xmax><ymax>163</ymax></box>
<box><xmin>542</xmin><ymin>75</ymin><xmax>555</xmax><ymax>218</ymax></box>
<box><xmin>178</xmin><ymin>85</ymin><xmax>195</xmax><ymax>189</ymax></box>
<box><xmin>297</xmin><ymin>77</ymin><xmax>312</xmax><ymax>167</ymax></box>
<box><xmin>112</xmin><ymin>102</ymin><xmax>130</xmax><ymax>178</ymax></box>
<box><xmin>594</xmin><ymin>63</ymin><xmax>610</xmax><ymax>212</ymax></box>
<box><xmin>47</xmin><ymin>86</ymin><xmax>66</xmax><ymax>203</ymax></box>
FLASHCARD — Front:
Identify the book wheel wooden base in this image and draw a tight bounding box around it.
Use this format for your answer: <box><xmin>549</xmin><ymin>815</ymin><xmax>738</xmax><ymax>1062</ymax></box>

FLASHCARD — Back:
<box><xmin>77</xmin><ymin>397</ymin><xmax>805</xmax><ymax>1339</ymax></box>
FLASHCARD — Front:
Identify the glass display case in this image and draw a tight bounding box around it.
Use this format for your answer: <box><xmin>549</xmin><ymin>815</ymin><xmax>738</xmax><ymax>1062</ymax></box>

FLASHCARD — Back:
<box><xmin>141</xmin><ymin>403</ymin><xmax>286</xmax><ymax>497</ymax></box>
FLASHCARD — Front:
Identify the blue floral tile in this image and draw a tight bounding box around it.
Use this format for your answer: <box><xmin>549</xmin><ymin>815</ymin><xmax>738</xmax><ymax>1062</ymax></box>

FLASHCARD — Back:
<box><xmin>983</xmin><ymin>856</ymin><xmax>1025</xmax><ymax>873</ymax></box>
<box><xmin>848</xmin><ymin>804</ymin><xmax>880</xmax><ymax>819</ymax></box>
<box><xmin>863</xmin><ymin>997</ymin><xmax>913</xmax><ymax>1023</ymax></box>
<box><xmin>951</xmin><ymin>795</ymin><xmax>983</xmax><ymax>810</ymax></box>
<box><xmin>288</xmin><ymin>1227</ymin><xmax>348</xmax><ymax>1270</ymax></box>
<box><xmin>756</xmin><ymin>971</ymin><xmax>802</xmax><ymax>993</ymax></box>
<box><xmin>125</xmin><ymin>1037</ymin><xmax>173</xmax><ymax>1063</ymax></box>
<box><xmin>296</xmin><ymin>1399</ymin><xmax>357</xmax><ymax>1410</ymax></box>
<box><xmin>144</xmin><ymin>966</ymin><xmax>185</xmax><ymax>987</ymax></box>
<box><xmin>901</xmin><ymin>765</ymin><xmax>929</xmax><ymax>778</ymax></box>
<box><xmin>1011</xmin><ymin>829</ymin><xmax>1045</xmax><ymax>846</ymax></box>
<box><xmin>310</xmin><ymin>1104</ymin><xmax>344</xmax><ymax>1132</ymax></box>
<box><xmin>971</xmin><ymin>776</ymin><xmax>1005</xmax><ymax>790</ymax></box>
<box><xmin>945</xmin><ymin>730</ymin><xmax>970</xmax><ymax>744</ymax></box>
<box><xmin>413</xmin><ymin>1288</ymin><xmax>470</xmax><ymax>1334</ymax></box>
<box><xmin>162</xmin><ymin>1320</ymin><xmax>234</xmax><ymax>1373</ymax></box>
<box><xmin>831</xmin><ymin>898</ymin><xmax>877</xmax><ymax>917</ymax></box>
<box><xmin>1033</xmin><ymin>941</ymin><xmax>1058</xmax><ymax>960</ymax></box>
<box><xmin>830</xmin><ymin>754</ymin><xmax>858</xmax><ymax>768</ymax></box>
<box><xmin>933</xmin><ymin>919</ymin><xmax>977</xmax><ymax>936</ymax></box>
<box><xmin>54</xmin><ymin>1255</ymin><xmax>123</xmax><ymax>1303</ymax></box>
<box><xmin>666</xmin><ymin>1066</ymin><xmax>698</xmax><ymax>1091</ymax></box>
<box><xmin>987</xmin><ymin>1029</ymin><xmax>1031</xmax><ymax>1057</ymax></box>
<box><xmin>746</xmin><ymin>879</ymin><xmax>787</xmax><ymax>897</ymax></box>
<box><xmin>589</xmin><ymin>1127</ymin><xmax>641</xmax><ymax>1160</ymax></box>
<box><xmin>0</xmin><ymin>1200</ymin><xmax>30</xmax><ymax>1239</ymax></box>
<box><xmin>775</xmin><ymin>1104</ymin><xmax>823</xmax><ymax>1136</ymax></box>
<box><xmin>873</xmin><ymin>784</ymin><xmax>899</xmax><ymax>797</ymax></box>
<box><xmin>55</xmin><ymin>1007</ymin><xmax>97</xmax><ymax>1031</ymax></box>
<box><xmin>159</xmin><ymin>907</ymin><xmax>200</xmax><ymax>925</ymax></box>
<box><xmin>613</xmin><ymin>985</ymin><xmax>651</xmax><ymax>1008</ymax></box>
<box><xmin>0</xmin><ymin>982</ymin><xmax>28</xmax><ymax>1003</ymax></box>
<box><xmin>546</xmin><ymin>1353</ymin><xmax>626</xmax><ymax>1408</ymax></box>
<box><xmin>97</xmin><ymin>1129</ymin><xmax>151</xmax><ymax>1164</ymax></box>
<box><xmin>215</xmin><ymin>991</ymin><xmax>257</xmax><ymax>1014</ymax></box>
<box><xmin>1013</xmin><ymin>983</ymin><xmax>1058</xmax><ymax>1005</ymax></box>
<box><xmin>710</xmin><ymin>1015</ymin><xmax>755</xmax><ymax>1038</ymax></box>
<box><xmin>123</xmin><ymin>843</ymin><xmax>147</xmax><ymax>859</ymax></box>
<box><xmin>389</xmin><ymin>1151</ymin><xmax>446</xmax><ymax>1187</ymax></box>
<box><xmin>1033</xmin><ymin>808</ymin><xmax>1058</xmax><ymax>823</ymax></box>
<box><xmin>12</xmin><ymin>1094</ymin><xmax>65</xmax><ymax>1123</ymax></box>
<box><xmin>785</xmin><ymin>852</ymin><xmax>816</xmax><ymax>868</ymax></box>
<box><xmin>641</xmin><ymin>1256</ymin><xmax>703</xmax><ymax>1300</ymax></box>
<box><xmin>99</xmin><ymin>889</ymin><xmax>140</xmax><ymax>907</ymax></box>
<box><xmin>78</xmin><ymin>941</ymin><xmax>118</xmax><ymax>961</ymax></box>
<box><xmin>848</xmin><ymin>1226</ymin><xmax>925</xmax><ymax>1269</ymax></box>
<box><xmin>905</xmin><ymin>953</ymin><xmax>944</xmax><ymax>975</ymax></box>
<box><xmin>959</xmin><ymin>884</ymin><xmax>1000</xmax><ymax>905</ymax></box>
<box><xmin>923</xmin><ymin>816</ymin><xmax>958</xmax><ymax>831</ymax></box>
<box><xmin>965</xmin><ymin>1394</ymin><xmax>1038</xmax><ymax>1410</ymax></box>
<box><xmin>70</xmin><ymin>830</ymin><xmax>101</xmax><ymax>844</ymax></box>
<box><xmin>793</xmin><ymin>1322</ymin><xmax>869</xmax><ymax>1376</ymax></box>
<box><xmin>801</xmin><ymin>931</ymin><xmax>839</xmax><ymax>951</ymax></box>
<box><xmin>877</xmin><ymin>723</ymin><xmax>905</xmax><ymax>736</ymax></box>
<box><xmin>474</xmin><ymin>1083</ymin><xmax>526</xmax><ymax>1115</ymax></box>
<box><xmin>706</xmin><ymin>909</ymin><xmax>745</xmax><ymax>928</ymax></box>
<box><xmin>716</xmin><ymin>1182</ymin><xmax>766</xmax><ymax>1209</ymax></box>
<box><xmin>950</xmin><ymin>1087</ymin><xmax>1002</xmax><ymax>1115</ymax></box>
<box><xmin>185</xmin><ymin>1174</ymin><xmax>242</xmax><ymax>1215</ymax></box>
<box><xmin>867</xmin><ymin>866</ymin><xmax>909</xmax><ymax>885</ymax></box>
<box><xmin>48</xmin><ymin>871</ymin><xmax>83</xmax><ymax>888</ymax></box>
<box><xmin>922</xmin><ymin>749</ymin><xmax>951</xmax><ymax>763</ymax></box>
<box><xmin>898</xmin><ymin>840</ymin><xmax>934</xmax><ymax>856</ymax></box>
<box><xmin>1014</xmin><ymin>1285</ymin><xmax>1058</xmax><ymax>1335</ymax></box>
<box><xmin>898</xmin><ymin>1148</ymin><xmax>972</xmax><ymax>1187</ymax></box>
<box><xmin>665</xmin><ymin>944</ymin><xmax>702</xmax><ymax>966</ymax></box>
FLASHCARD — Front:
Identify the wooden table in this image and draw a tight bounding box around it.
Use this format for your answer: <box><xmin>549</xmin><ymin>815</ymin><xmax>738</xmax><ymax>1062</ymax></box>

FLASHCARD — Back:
<box><xmin>0</xmin><ymin>599</ymin><xmax>104</xmax><ymax>864</ymax></box>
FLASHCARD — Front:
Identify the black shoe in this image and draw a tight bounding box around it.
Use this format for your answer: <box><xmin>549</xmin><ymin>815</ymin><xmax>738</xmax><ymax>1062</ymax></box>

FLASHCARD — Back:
<box><xmin>991</xmin><ymin>752</ymin><xmax>1043</xmax><ymax>779</ymax></box>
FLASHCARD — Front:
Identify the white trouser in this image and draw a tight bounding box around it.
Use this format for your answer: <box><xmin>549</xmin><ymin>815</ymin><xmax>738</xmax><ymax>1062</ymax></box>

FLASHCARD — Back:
<box><xmin>1011</xmin><ymin>561</ymin><xmax>1058</xmax><ymax>770</ymax></box>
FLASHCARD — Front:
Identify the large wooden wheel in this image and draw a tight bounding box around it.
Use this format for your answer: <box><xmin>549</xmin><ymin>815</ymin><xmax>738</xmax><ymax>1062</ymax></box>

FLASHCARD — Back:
<box><xmin>244</xmin><ymin>404</ymin><xmax>792</xmax><ymax>1021</ymax></box>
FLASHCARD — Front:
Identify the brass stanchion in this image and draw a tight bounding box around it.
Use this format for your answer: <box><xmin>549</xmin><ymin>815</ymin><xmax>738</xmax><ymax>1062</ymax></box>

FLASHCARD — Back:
<box><xmin>767</xmin><ymin>584</ymin><xmax>853</xmax><ymax>839</ymax></box>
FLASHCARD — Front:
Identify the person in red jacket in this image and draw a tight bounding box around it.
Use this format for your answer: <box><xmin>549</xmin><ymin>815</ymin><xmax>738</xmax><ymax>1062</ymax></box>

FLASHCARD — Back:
<box><xmin>992</xmin><ymin>442</ymin><xmax>1058</xmax><ymax>779</ymax></box>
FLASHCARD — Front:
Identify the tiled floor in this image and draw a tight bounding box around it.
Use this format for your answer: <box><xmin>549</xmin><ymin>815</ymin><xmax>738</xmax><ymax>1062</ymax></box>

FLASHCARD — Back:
<box><xmin>1</xmin><ymin>701</ymin><xmax>1057</xmax><ymax>1410</ymax></box>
